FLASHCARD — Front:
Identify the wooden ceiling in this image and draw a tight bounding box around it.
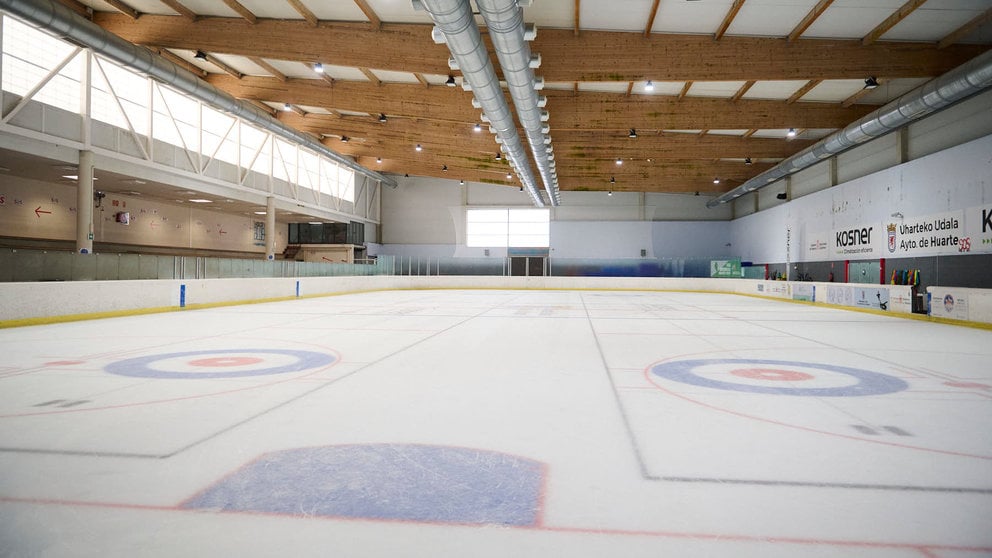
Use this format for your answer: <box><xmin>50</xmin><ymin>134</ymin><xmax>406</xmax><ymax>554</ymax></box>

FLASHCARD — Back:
<box><xmin>57</xmin><ymin>0</ymin><xmax>992</xmax><ymax>196</ymax></box>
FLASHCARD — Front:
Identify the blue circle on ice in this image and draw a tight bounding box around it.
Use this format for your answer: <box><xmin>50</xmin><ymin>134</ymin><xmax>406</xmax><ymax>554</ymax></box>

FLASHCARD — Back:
<box><xmin>650</xmin><ymin>358</ymin><xmax>908</xmax><ymax>397</ymax></box>
<box><xmin>105</xmin><ymin>349</ymin><xmax>335</xmax><ymax>379</ymax></box>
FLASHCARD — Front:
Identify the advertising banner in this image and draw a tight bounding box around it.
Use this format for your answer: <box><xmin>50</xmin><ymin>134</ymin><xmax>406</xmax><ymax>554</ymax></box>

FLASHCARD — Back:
<box><xmin>929</xmin><ymin>288</ymin><xmax>969</xmax><ymax>321</ymax></box>
<box><xmin>710</xmin><ymin>259</ymin><xmax>742</xmax><ymax>278</ymax></box>
<box><xmin>803</xmin><ymin>204</ymin><xmax>992</xmax><ymax>261</ymax></box>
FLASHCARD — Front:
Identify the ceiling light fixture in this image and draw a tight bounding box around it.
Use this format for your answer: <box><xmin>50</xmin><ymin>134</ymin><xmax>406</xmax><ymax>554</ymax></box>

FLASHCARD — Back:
<box><xmin>378</xmin><ymin>113</ymin><xmax>387</xmax><ymax>123</ymax></box>
<box><xmin>787</xmin><ymin>128</ymin><xmax>797</xmax><ymax>137</ymax></box>
<box><xmin>283</xmin><ymin>103</ymin><xmax>292</xmax><ymax>111</ymax></box>
<box><xmin>415</xmin><ymin>144</ymin><xmax>423</xmax><ymax>151</ymax></box>
<box><xmin>519</xmin><ymin>186</ymin><xmax>524</xmax><ymax>192</ymax></box>
<box><xmin>506</xmin><ymin>172</ymin><xmax>512</xmax><ymax>180</ymax></box>
<box><xmin>442</xmin><ymin>165</ymin><xmax>448</xmax><ymax>172</ymax></box>
<box><xmin>340</xmin><ymin>136</ymin><xmax>349</xmax><ymax>143</ymax></box>
<box><xmin>474</xmin><ymin>123</ymin><xmax>482</xmax><ymax>132</ymax></box>
<box><xmin>314</xmin><ymin>62</ymin><xmax>323</xmax><ymax>73</ymax></box>
<box><xmin>610</xmin><ymin>176</ymin><xmax>616</xmax><ymax>184</ymax></box>
<box><xmin>459</xmin><ymin>180</ymin><xmax>465</xmax><ymax>186</ymax></box>
<box><xmin>628</xmin><ymin>128</ymin><xmax>637</xmax><ymax>138</ymax></box>
<box><xmin>864</xmin><ymin>76</ymin><xmax>879</xmax><ymax>89</ymax></box>
<box><xmin>194</xmin><ymin>50</ymin><xmax>207</xmax><ymax>60</ymax></box>
<box><xmin>615</xmin><ymin>157</ymin><xmax>623</xmax><ymax>166</ymax></box>
<box><xmin>644</xmin><ymin>80</ymin><xmax>654</xmax><ymax>92</ymax></box>
<box><xmin>376</xmin><ymin>157</ymin><xmax>382</xmax><ymax>164</ymax></box>
<box><xmin>713</xmin><ymin>178</ymin><xmax>720</xmax><ymax>184</ymax></box>
<box><xmin>744</xmin><ymin>157</ymin><xmax>752</xmax><ymax>165</ymax></box>
<box><xmin>608</xmin><ymin>191</ymin><xmax>613</xmax><ymax>196</ymax></box>
<box><xmin>446</xmin><ymin>75</ymin><xmax>457</xmax><ymax>87</ymax></box>
<box><xmin>495</xmin><ymin>152</ymin><xmax>502</xmax><ymax>161</ymax></box>
<box><xmin>189</xmin><ymin>198</ymin><xmax>213</xmax><ymax>203</ymax></box>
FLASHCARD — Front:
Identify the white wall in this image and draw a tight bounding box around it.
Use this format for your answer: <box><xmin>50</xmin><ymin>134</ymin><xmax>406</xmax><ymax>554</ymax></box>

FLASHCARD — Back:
<box><xmin>380</xmin><ymin>176</ymin><xmax>733</xmax><ymax>259</ymax></box>
<box><xmin>731</xmin><ymin>133</ymin><xmax>992</xmax><ymax>264</ymax></box>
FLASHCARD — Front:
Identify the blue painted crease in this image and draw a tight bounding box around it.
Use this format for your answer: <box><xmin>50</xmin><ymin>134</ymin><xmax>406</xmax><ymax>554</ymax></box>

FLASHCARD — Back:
<box><xmin>182</xmin><ymin>444</ymin><xmax>545</xmax><ymax>526</ymax></box>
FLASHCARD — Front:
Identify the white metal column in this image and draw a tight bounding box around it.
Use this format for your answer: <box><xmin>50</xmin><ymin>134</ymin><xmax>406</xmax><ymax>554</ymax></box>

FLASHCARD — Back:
<box><xmin>265</xmin><ymin>195</ymin><xmax>276</xmax><ymax>260</ymax></box>
<box><xmin>76</xmin><ymin>150</ymin><xmax>94</xmax><ymax>254</ymax></box>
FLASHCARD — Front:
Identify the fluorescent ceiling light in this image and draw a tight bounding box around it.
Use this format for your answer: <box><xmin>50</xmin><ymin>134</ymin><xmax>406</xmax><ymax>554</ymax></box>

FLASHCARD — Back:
<box><xmin>188</xmin><ymin>198</ymin><xmax>213</xmax><ymax>203</ymax></box>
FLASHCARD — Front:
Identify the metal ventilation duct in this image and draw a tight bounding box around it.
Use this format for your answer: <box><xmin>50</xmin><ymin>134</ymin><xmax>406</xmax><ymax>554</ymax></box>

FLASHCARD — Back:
<box><xmin>415</xmin><ymin>0</ymin><xmax>545</xmax><ymax>207</ymax></box>
<box><xmin>707</xmin><ymin>49</ymin><xmax>992</xmax><ymax>208</ymax></box>
<box><xmin>476</xmin><ymin>0</ymin><xmax>560</xmax><ymax>206</ymax></box>
<box><xmin>0</xmin><ymin>0</ymin><xmax>397</xmax><ymax>188</ymax></box>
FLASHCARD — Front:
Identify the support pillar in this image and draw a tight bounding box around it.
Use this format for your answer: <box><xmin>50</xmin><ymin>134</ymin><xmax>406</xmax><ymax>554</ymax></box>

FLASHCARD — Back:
<box><xmin>265</xmin><ymin>195</ymin><xmax>276</xmax><ymax>260</ymax></box>
<box><xmin>76</xmin><ymin>150</ymin><xmax>94</xmax><ymax>254</ymax></box>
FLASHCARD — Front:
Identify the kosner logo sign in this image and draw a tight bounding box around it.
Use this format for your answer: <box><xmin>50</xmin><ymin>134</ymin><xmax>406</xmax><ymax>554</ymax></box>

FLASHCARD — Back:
<box><xmin>835</xmin><ymin>226</ymin><xmax>875</xmax><ymax>255</ymax></box>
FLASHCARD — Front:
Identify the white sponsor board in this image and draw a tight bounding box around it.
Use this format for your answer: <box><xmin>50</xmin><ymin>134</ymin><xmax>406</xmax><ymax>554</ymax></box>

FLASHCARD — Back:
<box><xmin>928</xmin><ymin>287</ymin><xmax>970</xmax><ymax>321</ymax></box>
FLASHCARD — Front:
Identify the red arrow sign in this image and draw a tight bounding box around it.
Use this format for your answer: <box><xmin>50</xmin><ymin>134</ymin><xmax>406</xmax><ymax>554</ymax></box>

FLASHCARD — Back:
<box><xmin>34</xmin><ymin>206</ymin><xmax>52</xmax><ymax>217</ymax></box>
<box><xmin>218</xmin><ymin>228</ymin><xmax>227</xmax><ymax>235</ymax></box>
<box><xmin>150</xmin><ymin>221</ymin><xmax>160</xmax><ymax>229</ymax></box>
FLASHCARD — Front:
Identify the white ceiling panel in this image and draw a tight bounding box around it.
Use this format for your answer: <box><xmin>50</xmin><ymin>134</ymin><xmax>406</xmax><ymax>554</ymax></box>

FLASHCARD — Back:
<box><xmin>751</xmin><ymin>128</ymin><xmax>801</xmax><ymax>138</ymax></box>
<box><xmin>298</xmin><ymin>105</ymin><xmax>332</xmax><ymax>115</ymax></box>
<box><xmin>202</xmin><ymin>52</ymin><xmax>258</xmax><ymax>76</ymax></box>
<box><xmin>743</xmin><ymin>80</ymin><xmax>811</xmax><ymax>100</ymax></box>
<box><xmin>219</xmin><ymin>0</ymin><xmax>296</xmax><ymax>19</ymax></box>
<box><xmin>651</xmin><ymin>0</ymin><xmax>738</xmax><ymax>35</ymax></box>
<box><xmin>96</xmin><ymin>0</ymin><xmax>174</xmax><ymax>15</ymax></box>
<box><xmin>802</xmin><ymin>0</ymin><xmax>908</xmax><ymax>39</ymax></box>
<box><xmin>580</xmin><ymin>0</ymin><xmax>656</xmax><ymax>32</ymax></box>
<box><xmin>578</xmin><ymin>82</ymin><xmax>629</xmax><ymax>93</ymax></box>
<box><xmin>800</xmin><ymin>79</ymin><xmax>863</xmax><ymax>102</ymax></box>
<box><xmin>169</xmin><ymin>0</ymin><xmax>244</xmax><ymax>18</ymax></box>
<box><xmin>633</xmin><ymin>81</ymin><xmax>685</xmax><ymax>95</ymax></box>
<box><xmin>708</xmin><ymin>129</ymin><xmax>749</xmax><ymax>136</ymax></box>
<box><xmin>299</xmin><ymin>1</ymin><xmax>368</xmax><ymax>21</ymax></box>
<box><xmin>321</xmin><ymin>64</ymin><xmax>371</xmax><ymax>81</ymax></box>
<box><xmin>688</xmin><ymin>81</ymin><xmax>748</xmax><ymax>98</ymax></box>
<box><xmin>726</xmin><ymin>0</ymin><xmax>820</xmax><ymax>37</ymax></box>
<box><xmin>421</xmin><ymin>73</ymin><xmax>454</xmax><ymax>86</ymax></box>
<box><xmin>858</xmin><ymin>77</ymin><xmax>930</xmax><ymax>104</ymax></box>
<box><xmin>367</xmin><ymin>0</ymin><xmax>436</xmax><ymax>24</ymax></box>
<box><xmin>879</xmin><ymin>2</ymin><xmax>991</xmax><ymax>42</ymax></box>
<box><xmin>372</xmin><ymin>70</ymin><xmax>420</xmax><ymax>84</ymax></box>
<box><xmin>261</xmin><ymin>59</ymin><xmax>317</xmax><ymax>79</ymax></box>
<box><xmin>543</xmin><ymin>81</ymin><xmax>575</xmax><ymax>91</ymax></box>
<box><xmin>522</xmin><ymin>1</ymin><xmax>575</xmax><ymax>29</ymax></box>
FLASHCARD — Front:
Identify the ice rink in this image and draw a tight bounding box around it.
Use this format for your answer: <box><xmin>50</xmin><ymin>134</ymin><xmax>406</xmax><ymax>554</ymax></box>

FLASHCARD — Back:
<box><xmin>1</xmin><ymin>288</ymin><xmax>990</xmax><ymax>557</ymax></box>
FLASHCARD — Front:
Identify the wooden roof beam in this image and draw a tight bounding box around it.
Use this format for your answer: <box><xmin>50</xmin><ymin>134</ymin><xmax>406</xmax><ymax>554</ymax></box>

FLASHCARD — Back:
<box><xmin>730</xmin><ymin>80</ymin><xmax>755</xmax><ymax>101</ymax></box>
<box><xmin>94</xmin><ymin>14</ymin><xmax>987</xmax><ymax>81</ymax></box>
<box><xmin>159</xmin><ymin>0</ymin><xmax>197</xmax><ymax>22</ymax></box>
<box><xmin>150</xmin><ymin>46</ymin><xmax>207</xmax><ymax>77</ymax></box>
<box><xmin>353</xmin><ymin>0</ymin><xmax>382</xmax><ymax>30</ymax></box>
<box><xmin>56</xmin><ymin>0</ymin><xmax>93</xmax><ymax>19</ymax></box>
<box><xmin>678</xmin><ymin>81</ymin><xmax>693</xmax><ymax>99</ymax></box>
<box><xmin>221</xmin><ymin>0</ymin><xmax>257</xmax><ymax>24</ymax></box>
<box><xmin>938</xmin><ymin>7</ymin><xmax>992</xmax><ymax>49</ymax></box>
<box><xmin>644</xmin><ymin>0</ymin><xmax>661</xmax><ymax>37</ymax></box>
<box><xmin>862</xmin><ymin>0</ymin><xmax>928</xmax><ymax>46</ymax></box>
<box><xmin>201</xmin><ymin>52</ymin><xmax>243</xmax><ymax>79</ymax></box>
<box><xmin>841</xmin><ymin>81</ymin><xmax>880</xmax><ymax>107</ymax></box>
<box><xmin>244</xmin><ymin>99</ymin><xmax>277</xmax><ymax>116</ymax></box>
<box><xmin>788</xmin><ymin>0</ymin><xmax>834</xmax><ymax>42</ymax></box>
<box><xmin>206</xmin><ymin>74</ymin><xmax>876</xmax><ymax>130</ymax></box>
<box><xmin>248</xmin><ymin>56</ymin><xmax>287</xmax><ymax>82</ymax></box>
<box><xmin>714</xmin><ymin>0</ymin><xmax>746</xmax><ymax>41</ymax></box>
<box><xmin>103</xmin><ymin>0</ymin><xmax>139</xmax><ymax>19</ymax></box>
<box><xmin>414</xmin><ymin>73</ymin><xmax>430</xmax><ymax>88</ymax></box>
<box><xmin>573</xmin><ymin>0</ymin><xmax>580</xmax><ymax>36</ymax></box>
<box><xmin>287</xmin><ymin>0</ymin><xmax>319</xmax><ymax>27</ymax></box>
<box><xmin>787</xmin><ymin>79</ymin><xmax>822</xmax><ymax>104</ymax></box>
<box><xmin>359</xmin><ymin>68</ymin><xmax>382</xmax><ymax>87</ymax></box>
